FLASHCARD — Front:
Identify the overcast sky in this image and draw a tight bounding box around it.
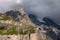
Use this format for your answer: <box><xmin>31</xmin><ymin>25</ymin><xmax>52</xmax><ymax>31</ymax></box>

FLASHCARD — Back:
<box><xmin>0</xmin><ymin>0</ymin><xmax>60</xmax><ymax>24</ymax></box>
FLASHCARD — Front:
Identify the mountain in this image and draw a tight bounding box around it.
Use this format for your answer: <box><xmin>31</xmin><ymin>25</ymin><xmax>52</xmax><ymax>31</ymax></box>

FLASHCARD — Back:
<box><xmin>29</xmin><ymin>14</ymin><xmax>42</xmax><ymax>26</ymax></box>
<box><xmin>0</xmin><ymin>8</ymin><xmax>35</xmax><ymax>26</ymax></box>
<box><xmin>0</xmin><ymin>8</ymin><xmax>35</xmax><ymax>35</ymax></box>
<box><xmin>43</xmin><ymin>17</ymin><xmax>60</xmax><ymax>30</ymax></box>
<box><xmin>0</xmin><ymin>8</ymin><xmax>60</xmax><ymax>40</ymax></box>
<box><xmin>29</xmin><ymin>14</ymin><xmax>60</xmax><ymax>40</ymax></box>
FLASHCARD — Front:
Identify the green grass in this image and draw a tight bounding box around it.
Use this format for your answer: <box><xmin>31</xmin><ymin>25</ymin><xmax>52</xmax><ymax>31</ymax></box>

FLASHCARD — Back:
<box><xmin>0</xmin><ymin>30</ymin><xmax>3</xmax><ymax>35</ymax></box>
<box><xmin>0</xmin><ymin>26</ymin><xmax>8</xmax><ymax>35</ymax></box>
<box><xmin>0</xmin><ymin>25</ymin><xmax>35</xmax><ymax>35</ymax></box>
<box><xmin>0</xmin><ymin>16</ymin><xmax>10</xmax><ymax>20</ymax></box>
<box><xmin>5</xmin><ymin>26</ymin><xmax>18</xmax><ymax>35</ymax></box>
<box><xmin>0</xmin><ymin>26</ymin><xmax>7</xmax><ymax>30</ymax></box>
<box><xmin>19</xmin><ymin>25</ymin><xmax>35</xmax><ymax>35</ymax></box>
<box><xmin>19</xmin><ymin>29</ymin><xmax>27</xmax><ymax>35</ymax></box>
<box><xmin>0</xmin><ymin>26</ymin><xmax>18</xmax><ymax>35</ymax></box>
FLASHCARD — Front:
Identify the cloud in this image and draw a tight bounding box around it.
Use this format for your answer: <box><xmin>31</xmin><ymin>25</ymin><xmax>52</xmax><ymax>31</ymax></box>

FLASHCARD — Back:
<box><xmin>20</xmin><ymin>0</ymin><xmax>60</xmax><ymax>24</ymax></box>
<box><xmin>0</xmin><ymin>0</ymin><xmax>60</xmax><ymax>24</ymax></box>
<box><xmin>0</xmin><ymin>0</ymin><xmax>22</xmax><ymax>12</ymax></box>
<box><xmin>16</xmin><ymin>0</ymin><xmax>22</xmax><ymax>4</ymax></box>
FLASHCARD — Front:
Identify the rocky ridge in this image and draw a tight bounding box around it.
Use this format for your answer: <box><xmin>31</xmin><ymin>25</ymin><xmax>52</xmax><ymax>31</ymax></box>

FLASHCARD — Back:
<box><xmin>0</xmin><ymin>8</ymin><xmax>60</xmax><ymax>40</ymax></box>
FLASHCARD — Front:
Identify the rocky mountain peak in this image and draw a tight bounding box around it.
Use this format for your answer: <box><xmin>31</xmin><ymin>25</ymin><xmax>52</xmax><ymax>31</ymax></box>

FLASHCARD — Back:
<box><xmin>0</xmin><ymin>8</ymin><xmax>35</xmax><ymax>27</ymax></box>
<box><xmin>17</xmin><ymin>8</ymin><xmax>26</xmax><ymax>16</ymax></box>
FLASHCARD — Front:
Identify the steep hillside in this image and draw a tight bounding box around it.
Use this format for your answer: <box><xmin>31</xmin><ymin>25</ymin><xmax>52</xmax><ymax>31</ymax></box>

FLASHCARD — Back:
<box><xmin>29</xmin><ymin>14</ymin><xmax>60</xmax><ymax>40</ymax></box>
<box><xmin>0</xmin><ymin>8</ymin><xmax>60</xmax><ymax>40</ymax></box>
<box><xmin>0</xmin><ymin>8</ymin><xmax>35</xmax><ymax>35</ymax></box>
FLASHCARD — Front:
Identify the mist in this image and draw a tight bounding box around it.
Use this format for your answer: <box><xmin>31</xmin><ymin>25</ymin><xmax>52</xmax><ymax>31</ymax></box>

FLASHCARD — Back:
<box><xmin>0</xmin><ymin>0</ymin><xmax>60</xmax><ymax>24</ymax></box>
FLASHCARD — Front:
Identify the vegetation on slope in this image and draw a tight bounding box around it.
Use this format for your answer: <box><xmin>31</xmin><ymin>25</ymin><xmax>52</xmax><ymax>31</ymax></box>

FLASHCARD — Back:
<box><xmin>0</xmin><ymin>16</ymin><xmax>11</xmax><ymax>20</ymax></box>
<box><xmin>5</xmin><ymin>26</ymin><xmax>18</xmax><ymax>35</ymax></box>
<box><xmin>19</xmin><ymin>25</ymin><xmax>35</xmax><ymax>35</ymax></box>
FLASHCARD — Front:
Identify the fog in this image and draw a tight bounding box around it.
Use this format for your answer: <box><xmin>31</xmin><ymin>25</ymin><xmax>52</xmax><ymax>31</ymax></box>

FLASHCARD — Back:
<box><xmin>0</xmin><ymin>0</ymin><xmax>60</xmax><ymax>24</ymax></box>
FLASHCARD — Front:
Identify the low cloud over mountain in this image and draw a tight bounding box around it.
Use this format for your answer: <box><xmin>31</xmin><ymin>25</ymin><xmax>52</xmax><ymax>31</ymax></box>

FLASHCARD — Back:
<box><xmin>0</xmin><ymin>0</ymin><xmax>60</xmax><ymax>24</ymax></box>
